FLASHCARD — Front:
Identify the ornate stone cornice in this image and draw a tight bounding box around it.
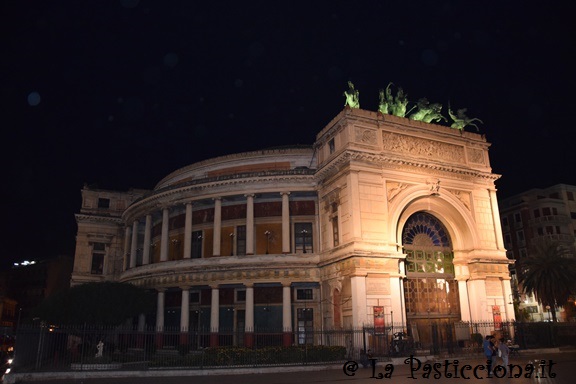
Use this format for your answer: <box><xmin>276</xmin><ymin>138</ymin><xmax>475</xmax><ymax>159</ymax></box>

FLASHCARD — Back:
<box><xmin>123</xmin><ymin>171</ymin><xmax>316</xmax><ymax>220</ymax></box>
<box><xmin>315</xmin><ymin>150</ymin><xmax>500</xmax><ymax>183</ymax></box>
<box><xmin>75</xmin><ymin>214</ymin><xmax>123</xmax><ymax>224</ymax></box>
<box><xmin>119</xmin><ymin>254</ymin><xmax>321</xmax><ymax>288</ymax></box>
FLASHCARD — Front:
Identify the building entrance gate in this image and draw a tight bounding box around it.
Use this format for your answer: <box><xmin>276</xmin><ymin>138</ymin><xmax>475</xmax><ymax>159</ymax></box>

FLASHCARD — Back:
<box><xmin>402</xmin><ymin>212</ymin><xmax>460</xmax><ymax>348</ymax></box>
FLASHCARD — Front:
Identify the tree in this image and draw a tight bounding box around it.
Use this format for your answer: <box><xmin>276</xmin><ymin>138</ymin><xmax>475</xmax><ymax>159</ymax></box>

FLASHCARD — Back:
<box><xmin>519</xmin><ymin>240</ymin><xmax>576</xmax><ymax>322</ymax></box>
<box><xmin>32</xmin><ymin>282</ymin><xmax>155</xmax><ymax>325</ymax></box>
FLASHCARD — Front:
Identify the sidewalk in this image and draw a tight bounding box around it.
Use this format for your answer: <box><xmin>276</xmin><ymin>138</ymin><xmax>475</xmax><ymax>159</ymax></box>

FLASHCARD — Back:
<box><xmin>5</xmin><ymin>349</ymin><xmax>575</xmax><ymax>384</ymax></box>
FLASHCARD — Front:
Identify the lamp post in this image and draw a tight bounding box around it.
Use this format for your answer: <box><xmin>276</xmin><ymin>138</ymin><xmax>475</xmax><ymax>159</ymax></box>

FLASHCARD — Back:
<box><xmin>229</xmin><ymin>233</ymin><xmax>235</xmax><ymax>256</ymax></box>
<box><xmin>265</xmin><ymin>231</ymin><xmax>271</xmax><ymax>254</ymax></box>
<box><xmin>301</xmin><ymin>229</ymin><xmax>308</xmax><ymax>253</ymax></box>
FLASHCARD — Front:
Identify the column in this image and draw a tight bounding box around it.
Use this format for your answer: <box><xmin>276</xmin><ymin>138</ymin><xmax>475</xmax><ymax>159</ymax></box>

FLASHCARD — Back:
<box><xmin>489</xmin><ymin>189</ymin><xmax>506</xmax><ymax>250</ymax></box>
<box><xmin>160</xmin><ymin>208</ymin><xmax>169</xmax><ymax>262</ymax></box>
<box><xmin>123</xmin><ymin>226</ymin><xmax>131</xmax><ymax>271</ymax></box>
<box><xmin>213</xmin><ymin>198</ymin><xmax>222</xmax><ymax>256</ymax></box>
<box><xmin>183</xmin><ymin>203</ymin><xmax>193</xmax><ymax>259</ymax></box>
<box><xmin>245</xmin><ymin>194</ymin><xmax>255</xmax><ymax>255</ymax></box>
<box><xmin>390</xmin><ymin>277</ymin><xmax>405</xmax><ymax>327</ymax></box>
<box><xmin>130</xmin><ymin>220</ymin><xmax>139</xmax><ymax>269</ymax></box>
<box><xmin>282</xmin><ymin>284</ymin><xmax>292</xmax><ymax>346</ymax></box>
<box><xmin>348</xmin><ymin>170</ymin><xmax>362</xmax><ymax>239</ymax></box>
<box><xmin>244</xmin><ymin>284</ymin><xmax>254</xmax><ymax>347</ymax></box>
<box><xmin>210</xmin><ymin>286</ymin><xmax>219</xmax><ymax>347</ymax></box>
<box><xmin>142</xmin><ymin>214</ymin><xmax>152</xmax><ymax>265</ymax></box>
<box><xmin>281</xmin><ymin>192</ymin><xmax>290</xmax><ymax>254</ymax></box>
<box><xmin>180</xmin><ymin>287</ymin><xmax>190</xmax><ymax>345</ymax></box>
<box><xmin>458</xmin><ymin>279</ymin><xmax>472</xmax><ymax>322</ymax></box>
<box><xmin>155</xmin><ymin>289</ymin><xmax>165</xmax><ymax>348</ymax></box>
<box><xmin>350</xmin><ymin>276</ymin><xmax>368</xmax><ymax>327</ymax></box>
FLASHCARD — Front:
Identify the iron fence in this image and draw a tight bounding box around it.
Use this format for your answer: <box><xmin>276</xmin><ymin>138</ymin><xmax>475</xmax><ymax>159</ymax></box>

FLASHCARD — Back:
<box><xmin>9</xmin><ymin>321</ymin><xmax>576</xmax><ymax>373</ymax></box>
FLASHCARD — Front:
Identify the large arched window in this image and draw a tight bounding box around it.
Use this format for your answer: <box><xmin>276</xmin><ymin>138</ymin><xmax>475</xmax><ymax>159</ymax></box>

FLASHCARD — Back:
<box><xmin>402</xmin><ymin>212</ymin><xmax>460</xmax><ymax>319</ymax></box>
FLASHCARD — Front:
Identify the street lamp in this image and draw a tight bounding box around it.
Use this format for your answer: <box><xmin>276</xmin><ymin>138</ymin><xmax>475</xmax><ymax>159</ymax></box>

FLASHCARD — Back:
<box><xmin>229</xmin><ymin>233</ymin><xmax>235</xmax><ymax>256</ymax></box>
<box><xmin>265</xmin><ymin>231</ymin><xmax>271</xmax><ymax>254</ymax></box>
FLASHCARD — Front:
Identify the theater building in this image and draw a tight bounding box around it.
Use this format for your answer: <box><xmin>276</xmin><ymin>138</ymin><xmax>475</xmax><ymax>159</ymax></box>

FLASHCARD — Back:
<box><xmin>72</xmin><ymin>107</ymin><xmax>513</xmax><ymax>347</ymax></box>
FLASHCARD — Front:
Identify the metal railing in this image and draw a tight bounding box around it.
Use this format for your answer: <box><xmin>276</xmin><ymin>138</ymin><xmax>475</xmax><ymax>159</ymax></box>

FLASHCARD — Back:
<box><xmin>9</xmin><ymin>321</ymin><xmax>576</xmax><ymax>373</ymax></box>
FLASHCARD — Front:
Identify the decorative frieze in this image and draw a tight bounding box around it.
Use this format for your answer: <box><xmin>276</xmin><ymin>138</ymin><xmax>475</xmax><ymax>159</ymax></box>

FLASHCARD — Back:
<box><xmin>354</xmin><ymin>127</ymin><xmax>378</xmax><ymax>145</ymax></box>
<box><xmin>382</xmin><ymin>132</ymin><xmax>465</xmax><ymax>163</ymax></box>
<box><xmin>467</xmin><ymin>148</ymin><xmax>485</xmax><ymax>164</ymax></box>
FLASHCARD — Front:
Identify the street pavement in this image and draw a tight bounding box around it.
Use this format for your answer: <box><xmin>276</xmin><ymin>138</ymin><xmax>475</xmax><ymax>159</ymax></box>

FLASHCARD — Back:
<box><xmin>6</xmin><ymin>351</ymin><xmax>575</xmax><ymax>384</ymax></box>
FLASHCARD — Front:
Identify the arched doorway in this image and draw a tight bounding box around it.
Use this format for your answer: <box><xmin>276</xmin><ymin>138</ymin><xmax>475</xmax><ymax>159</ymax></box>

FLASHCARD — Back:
<box><xmin>402</xmin><ymin>212</ymin><xmax>460</xmax><ymax>351</ymax></box>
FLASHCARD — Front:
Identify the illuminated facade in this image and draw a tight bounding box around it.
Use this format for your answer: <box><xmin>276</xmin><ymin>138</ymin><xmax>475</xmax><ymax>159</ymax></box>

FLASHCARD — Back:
<box><xmin>72</xmin><ymin>108</ymin><xmax>513</xmax><ymax>347</ymax></box>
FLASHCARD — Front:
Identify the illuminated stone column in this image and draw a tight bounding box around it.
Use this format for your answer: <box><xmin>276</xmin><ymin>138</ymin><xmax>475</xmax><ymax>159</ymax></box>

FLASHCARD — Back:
<box><xmin>458</xmin><ymin>279</ymin><xmax>472</xmax><ymax>322</ymax></box>
<box><xmin>350</xmin><ymin>276</ymin><xmax>368</xmax><ymax>327</ymax></box>
<box><xmin>281</xmin><ymin>192</ymin><xmax>291</xmax><ymax>254</ymax></box>
<box><xmin>282</xmin><ymin>284</ymin><xmax>292</xmax><ymax>346</ymax></box>
<box><xmin>155</xmin><ymin>288</ymin><xmax>165</xmax><ymax>348</ymax></box>
<box><xmin>160</xmin><ymin>208</ymin><xmax>169</xmax><ymax>262</ymax></box>
<box><xmin>213</xmin><ymin>198</ymin><xmax>222</xmax><ymax>256</ymax></box>
<box><xmin>210</xmin><ymin>286</ymin><xmax>219</xmax><ymax>347</ymax></box>
<box><xmin>130</xmin><ymin>220</ymin><xmax>139</xmax><ymax>269</ymax></box>
<box><xmin>180</xmin><ymin>286</ymin><xmax>190</xmax><ymax>345</ymax></box>
<box><xmin>142</xmin><ymin>214</ymin><xmax>152</xmax><ymax>265</ymax></box>
<box><xmin>123</xmin><ymin>226</ymin><xmax>131</xmax><ymax>271</ymax></box>
<box><xmin>244</xmin><ymin>284</ymin><xmax>254</xmax><ymax>347</ymax></box>
<box><xmin>348</xmin><ymin>170</ymin><xmax>362</xmax><ymax>239</ymax></box>
<box><xmin>246</xmin><ymin>194</ymin><xmax>254</xmax><ymax>255</ymax></box>
<box><xmin>390</xmin><ymin>276</ymin><xmax>405</xmax><ymax>326</ymax></box>
<box><xmin>183</xmin><ymin>203</ymin><xmax>193</xmax><ymax>259</ymax></box>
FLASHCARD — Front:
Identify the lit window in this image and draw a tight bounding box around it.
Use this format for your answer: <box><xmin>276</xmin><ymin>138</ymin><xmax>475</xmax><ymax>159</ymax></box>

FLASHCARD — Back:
<box><xmin>91</xmin><ymin>243</ymin><xmax>105</xmax><ymax>274</ymax></box>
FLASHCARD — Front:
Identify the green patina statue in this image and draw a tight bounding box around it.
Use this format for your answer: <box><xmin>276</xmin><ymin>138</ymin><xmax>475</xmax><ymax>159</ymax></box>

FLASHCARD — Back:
<box><xmin>378</xmin><ymin>83</ymin><xmax>394</xmax><ymax>114</ymax></box>
<box><xmin>448</xmin><ymin>105</ymin><xmax>483</xmax><ymax>131</ymax></box>
<box><xmin>344</xmin><ymin>81</ymin><xmax>360</xmax><ymax>108</ymax></box>
<box><xmin>379</xmin><ymin>83</ymin><xmax>412</xmax><ymax>117</ymax></box>
<box><xmin>410</xmin><ymin>98</ymin><xmax>447</xmax><ymax>123</ymax></box>
<box><xmin>391</xmin><ymin>86</ymin><xmax>411</xmax><ymax>117</ymax></box>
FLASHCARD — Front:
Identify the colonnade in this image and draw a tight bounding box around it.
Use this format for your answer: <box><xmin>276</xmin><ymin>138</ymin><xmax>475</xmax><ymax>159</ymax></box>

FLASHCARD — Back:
<box><xmin>124</xmin><ymin>192</ymin><xmax>293</xmax><ymax>269</ymax></box>
<box><xmin>153</xmin><ymin>284</ymin><xmax>294</xmax><ymax>347</ymax></box>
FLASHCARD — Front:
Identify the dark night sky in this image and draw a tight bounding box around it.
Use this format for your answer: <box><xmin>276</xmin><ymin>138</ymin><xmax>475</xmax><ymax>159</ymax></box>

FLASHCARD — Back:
<box><xmin>2</xmin><ymin>0</ymin><xmax>576</xmax><ymax>269</ymax></box>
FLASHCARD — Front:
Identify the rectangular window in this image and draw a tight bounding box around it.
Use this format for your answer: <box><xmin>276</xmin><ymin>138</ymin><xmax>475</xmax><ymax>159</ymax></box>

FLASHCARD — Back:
<box><xmin>91</xmin><ymin>242</ymin><xmax>105</xmax><ymax>274</ymax></box>
<box><xmin>329</xmin><ymin>138</ymin><xmax>335</xmax><ymax>154</ymax></box>
<box><xmin>516</xmin><ymin>230</ymin><xmax>524</xmax><ymax>242</ymax></box>
<box><xmin>556</xmin><ymin>226</ymin><xmax>561</xmax><ymax>234</ymax></box>
<box><xmin>192</xmin><ymin>230</ymin><xmax>203</xmax><ymax>259</ymax></box>
<box><xmin>504</xmin><ymin>234</ymin><xmax>511</xmax><ymax>245</ymax></box>
<box><xmin>552</xmin><ymin>207</ymin><xmax>558</xmax><ymax>215</ymax></box>
<box><xmin>543</xmin><ymin>207</ymin><xmax>551</xmax><ymax>216</ymax></box>
<box><xmin>514</xmin><ymin>213</ymin><xmax>521</xmax><ymax>223</ymax></box>
<box><xmin>571</xmin><ymin>212</ymin><xmax>576</xmax><ymax>220</ymax></box>
<box><xmin>546</xmin><ymin>226</ymin><xmax>553</xmax><ymax>234</ymax></box>
<box><xmin>236</xmin><ymin>290</ymin><xmax>246</xmax><ymax>302</ymax></box>
<box><xmin>537</xmin><ymin>228</ymin><xmax>544</xmax><ymax>236</ymax></box>
<box><xmin>294</xmin><ymin>222</ymin><xmax>313</xmax><ymax>253</ymax></box>
<box><xmin>98</xmin><ymin>198</ymin><xmax>110</xmax><ymax>209</ymax></box>
<box><xmin>502</xmin><ymin>217</ymin><xmax>509</xmax><ymax>227</ymax></box>
<box><xmin>332</xmin><ymin>218</ymin><xmax>339</xmax><ymax>247</ymax></box>
<box><xmin>190</xmin><ymin>291</ymin><xmax>200</xmax><ymax>304</ymax></box>
<box><xmin>236</xmin><ymin>225</ymin><xmax>246</xmax><ymax>256</ymax></box>
<box><xmin>296</xmin><ymin>288</ymin><xmax>313</xmax><ymax>301</ymax></box>
<box><xmin>297</xmin><ymin>308</ymin><xmax>313</xmax><ymax>345</ymax></box>
<box><xmin>533</xmin><ymin>209</ymin><xmax>540</xmax><ymax>218</ymax></box>
<box><xmin>568</xmin><ymin>191</ymin><xmax>574</xmax><ymax>201</ymax></box>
